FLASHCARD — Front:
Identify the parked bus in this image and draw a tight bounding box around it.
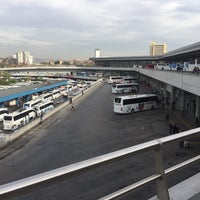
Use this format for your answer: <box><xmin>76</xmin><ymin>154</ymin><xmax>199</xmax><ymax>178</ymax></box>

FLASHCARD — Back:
<box><xmin>108</xmin><ymin>76</ymin><xmax>123</xmax><ymax>84</ymax></box>
<box><xmin>31</xmin><ymin>93</ymin><xmax>39</xmax><ymax>100</ymax></box>
<box><xmin>41</xmin><ymin>92</ymin><xmax>53</xmax><ymax>102</ymax></box>
<box><xmin>68</xmin><ymin>80</ymin><xmax>77</xmax><ymax>86</ymax></box>
<box><xmin>114</xmin><ymin>94</ymin><xmax>158</xmax><ymax>114</ymax></box>
<box><xmin>0</xmin><ymin>108</ymin><xmax>9</xmax><ymax>122</ymax></box>
<box><xmin>3</xmin><ymin>108</ymin><xmax>36</xmax><ymax>130</ymax></box>
<box><xmin>51</xmin><ymin>89</ymin><xmax>62</xmax><ymax>99</ymax></box>
<box><xmin>123</xmin><ymin>76</ymin><xmax>138</xmax><ymax>83</ymax></box>
<box><xmin>23</xmin><ymin>99</ymin><xmax>42</xmax><ymax>109</ymax></box>
<box><xmin>96</xmin><ymin>72</ymin><xmax>103</xmax><ymax>78</ymax></box>
<box><xmin>60</xmin><ymin>87</ymin><xmax>67</xmax><ymax>95</ymax></box>
<box><xmin>34</xmin><ymin>101</ymin><xmax>54</xmax><ymax>116</ymax></box>
<box><xmin>112</xmin><ymin>83</ymin><xmax>139</xmax><ymax>94</ymax></box>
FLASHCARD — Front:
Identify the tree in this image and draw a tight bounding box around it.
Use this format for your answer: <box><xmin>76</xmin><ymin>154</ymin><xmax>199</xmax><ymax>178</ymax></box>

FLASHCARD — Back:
<box><xmin>54</xmin><ymin>60</ymin><xmax>60</xmax><ymax>65</ymax></box>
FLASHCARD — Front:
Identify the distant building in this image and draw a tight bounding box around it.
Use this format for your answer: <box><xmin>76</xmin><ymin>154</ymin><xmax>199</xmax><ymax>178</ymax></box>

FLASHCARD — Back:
<box><xmin>16</xmin><ymin>51</ymin><xmax>33</xmax><ymax>65</ymax></box>
<box><xmin>23</xmin><ymin>52</ymin><xmax>30</xmax><ymax>64</ymax></box>
<box><xmin>95</xmin><ymin>49</ymin><xmax>101</xmax><ymax>58</ymax></box>
<box><xmin>150</xmin><ymin>42</ymin><xmax>167</xmax><ymax>56</ymax></box>
<box><xmin>16</xmin><ymin>51</ymin><xmax>24</xmax><ymax>65</ymax></box>
<box><xmin>29</xmin><ymin>56</ymin><xmax>33</xmax><ymax>65</ymax></box>
<box><xmin>49</xmin><ymin>60</ymin><xmax>55</xmax><ymax>65</ymax></box>
<box><xmin>9</xmin><ymin>56</ymin><xmax>17</xmax><ymax>65</ymax></box>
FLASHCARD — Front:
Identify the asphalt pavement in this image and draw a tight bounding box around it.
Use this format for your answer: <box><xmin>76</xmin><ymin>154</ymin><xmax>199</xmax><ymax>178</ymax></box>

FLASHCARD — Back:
<box><xmin>0</xmin><ymin>82</ymin><xmax>199</xmax><ymax>200</ymax></box>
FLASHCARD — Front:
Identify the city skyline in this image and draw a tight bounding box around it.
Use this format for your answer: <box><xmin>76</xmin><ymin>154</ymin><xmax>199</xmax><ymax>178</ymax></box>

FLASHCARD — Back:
<box><xmin>1</xmin><ymin>0</ymin><xmax>200</xmax><ymax>60</ymax></box>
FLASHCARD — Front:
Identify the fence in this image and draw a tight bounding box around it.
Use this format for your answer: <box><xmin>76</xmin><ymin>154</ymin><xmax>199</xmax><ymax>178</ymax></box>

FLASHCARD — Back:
<box><xmin>0</xmin><ymin>127</ymin><xmax>199</xmax><ymax>199</ymax></box>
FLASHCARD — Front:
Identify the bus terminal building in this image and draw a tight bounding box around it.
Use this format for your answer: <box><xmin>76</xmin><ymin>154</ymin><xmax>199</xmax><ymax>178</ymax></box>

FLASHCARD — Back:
<box><xmin>90</xmin><ymin>41</ymin><xmax>200</xmax><ymax>126</ymax></box>
<box><xmin>1</xmin><ymin>41</ymin><xmax>200</xmax><ymax>127</ymax></box>
<box><xmin>90</xmin><ymin>42</ymin><xmax>200</xmax><ymax>68</ymax></box>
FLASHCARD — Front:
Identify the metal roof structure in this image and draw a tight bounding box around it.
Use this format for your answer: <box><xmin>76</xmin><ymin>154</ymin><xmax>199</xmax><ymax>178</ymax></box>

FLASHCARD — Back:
<box><xmin>0</xmin><ymin>81</ymin><xmax>67</xmax><ymax>104</ymax></box>
<box><xmin>90</xmin><ymin>41</ymin><xmax>200</xmax><ymax>62</ymax></box>
<box><xmin>161</xmin><ymin>41</ymin><xmax>200</xmax><ymax>58</ymax></box>
<box><xmin>90</xmin><ymin>55</ymin><xmax>159</xmax><ymax>62</ymax></box>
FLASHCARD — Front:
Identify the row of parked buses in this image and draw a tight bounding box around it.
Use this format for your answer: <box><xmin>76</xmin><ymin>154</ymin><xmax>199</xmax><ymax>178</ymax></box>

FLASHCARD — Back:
<box><xmin>110</xmin><ymin>76</ymin><xmax>139</xmax><ymax>94</ymax></box>
<box><xmin>110</xmin><ymin>76</ymin><xmax>159</xmax><ymax>114</ymax></box>
<box><xmin>0</xmin><ymin>80</ymin><xmax>94</xmax><ymax>131</ymax></box>
<box><xmin>1</xmin><ymin>86</ymin><xmax>66</xmax><ymax>131</ymax></box>
<box><xmin>23</xmin><ymin>88</ymin><xmax>64</xmax><ymax>110</ymax></box>
<box><xmin>3</xmin><ymin>100</ymin><xmax>55</xmax><ymax>131</ymax></box>
<box><xmin>2</xmin><ymin>97</ymin><xmax>55</xmax><ymax>131</ymax></box>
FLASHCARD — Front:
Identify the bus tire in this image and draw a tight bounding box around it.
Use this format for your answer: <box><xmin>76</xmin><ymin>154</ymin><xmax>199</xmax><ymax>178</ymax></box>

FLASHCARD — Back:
<box><xmin>131</xmin><ymin>109</ymin><xmax>135</xmax><ymax>113</ymax></box>
<box><xmin>151</xmin><ymin>105</ymin><xmax>155</xmax><ymax>110</ymax></box>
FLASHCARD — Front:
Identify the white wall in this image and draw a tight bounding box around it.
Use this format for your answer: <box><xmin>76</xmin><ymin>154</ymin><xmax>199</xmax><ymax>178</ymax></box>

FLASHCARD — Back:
<box><xmin>135</xmin><ymin>68</ymin><xmax>200</xmax><ymax>96</ymax></box>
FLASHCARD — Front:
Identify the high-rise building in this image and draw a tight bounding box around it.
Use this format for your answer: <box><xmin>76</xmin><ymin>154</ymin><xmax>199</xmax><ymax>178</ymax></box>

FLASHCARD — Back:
<box><xmin>16</xmin><ymin>51</ymin><xmax>24</xmax><ymax>65</ymax></box>
<box><xmin>150</xmin><ymin>42</ymin><xmax>167</xmax><ymax>56</ymax></box>
<box><xmin>23</xmin><ymin>52</ymin><xmax>31</xmax><ymax>64</ymax></box>
<box><xmin>16</xmin><ymin>51</ymin><xmax>33</xmax><ymax>65</ymax></box>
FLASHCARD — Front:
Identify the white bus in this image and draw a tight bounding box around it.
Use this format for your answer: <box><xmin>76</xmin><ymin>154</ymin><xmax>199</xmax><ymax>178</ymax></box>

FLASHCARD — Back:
<box><xmin>114</xmin><ymin>94</ymin><xmax>158</xmax><ymax>114</ymax></box>
<box><xmin>60</xmin><ymin>87</ymin><xmax>67</xmax><ymax>95</ymax></box>
<box><xmin>108</xmin><ymin>76</ymin><xmax>123</xmax><ymax>84</ymax></box>
<box><xmin>96</xmin><ymin>72</ymin><xmax>103</xmax><ymax>78</ymax></box>
<box><xmin>51</xmin><ymin>89</ymin><xmax>62</xmax><ymax>99</ymax></box>
<box><xmin>112</xmin><ymin>83</ymin><xmax>139</xmax><ymax>94</ymax></box>
<box><xmin>0</xmin><ymin>108</ymin><xmax>9</xmax><ymax>121</ymax></box>
<box><xmin>123</xmin><ymin>76</ymin><xmax>138</xmax><ymax>83</ymax></box>
<box><xmin>32</xmin><ymin>93</ymin><xmax>39</xmax><ymax>100</ymax></box>
<box><xmin>3</xmin><ymin>108</ymin><xmax>36</xmax><ymax>130</ymax></box>
<box><xmin>41</xmin><ymin>92</ymin><xmax>53</xmax><ymax>102</ymax></box>
<box><xmin>23</xmin><ymin>99</ymin><xmax>42</xmax><ymax>109</ymax></box>
<box><xmin>34</xmin><ymin>101</ymin><xmax>54</xmax><ymax>116</ymax></box>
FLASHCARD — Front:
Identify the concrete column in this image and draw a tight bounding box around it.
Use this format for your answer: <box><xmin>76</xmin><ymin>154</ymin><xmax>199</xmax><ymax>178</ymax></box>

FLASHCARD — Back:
<box><xmin>154</xmin><ymin>145</ymin><xmax>170</xmax><ymax>200</ymax></box>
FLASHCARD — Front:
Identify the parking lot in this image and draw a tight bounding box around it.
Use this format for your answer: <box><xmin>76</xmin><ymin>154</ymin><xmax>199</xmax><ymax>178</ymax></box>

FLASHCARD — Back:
<box><xmin>0</xmin><ymin>82</ymin><xmax>199</xmax><ymax>200</ymax></box>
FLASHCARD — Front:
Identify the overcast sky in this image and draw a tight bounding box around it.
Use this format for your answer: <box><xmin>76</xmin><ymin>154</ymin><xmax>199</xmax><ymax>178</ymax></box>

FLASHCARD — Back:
<box><xmin>0</xmin><ymin>0</ymin><xmax>200</xmax><ymax>60</ymax></box>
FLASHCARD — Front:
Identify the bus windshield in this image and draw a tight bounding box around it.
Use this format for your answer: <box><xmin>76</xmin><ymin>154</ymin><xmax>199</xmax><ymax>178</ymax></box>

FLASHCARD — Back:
<box><xmin>4</xmin><ymin>116</ymin><xmax>12</xmax><ymax>121</ymax></box>
<box><xmin>114</xmin><ymin>97</ymin><xmax>121</xmax><ymax>104</ymax></box>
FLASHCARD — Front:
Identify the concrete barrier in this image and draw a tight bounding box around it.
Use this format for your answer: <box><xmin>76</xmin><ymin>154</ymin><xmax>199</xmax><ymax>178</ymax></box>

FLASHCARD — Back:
<box><xmin>0</xmin><ymin>133</ymin><xmax>7</xmax><ymax>149</ymax></box>
<box><xmin>0</xmin><ymin>79</ymin><xmax>103</xmax><ymax>149</ymax></box>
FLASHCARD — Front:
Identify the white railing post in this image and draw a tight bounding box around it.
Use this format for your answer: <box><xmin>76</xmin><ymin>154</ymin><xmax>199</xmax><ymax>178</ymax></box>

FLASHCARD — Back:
<box><xmin>154</xmin><ymin>141</ymin><xmax>170</xmax><ymax>200</ymax></box>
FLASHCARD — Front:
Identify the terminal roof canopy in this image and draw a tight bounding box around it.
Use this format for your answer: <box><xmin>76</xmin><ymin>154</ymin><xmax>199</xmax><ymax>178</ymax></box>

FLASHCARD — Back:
<box><xmin>0</xmin><ymin>81</ymin><xmax>67</xmax><ymax>104</ymax></box>
<box><xmin>90</xmin><ymin>41</ymin><xmax>200</xmax><ymax>63</ymax></box>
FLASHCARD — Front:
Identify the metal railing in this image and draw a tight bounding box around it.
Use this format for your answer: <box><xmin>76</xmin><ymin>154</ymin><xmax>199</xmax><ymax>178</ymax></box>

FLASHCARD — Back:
<box><xmin>0</xmin><ymin>128</ymin><xmax>199</xmax><ymax>200</ymax></box>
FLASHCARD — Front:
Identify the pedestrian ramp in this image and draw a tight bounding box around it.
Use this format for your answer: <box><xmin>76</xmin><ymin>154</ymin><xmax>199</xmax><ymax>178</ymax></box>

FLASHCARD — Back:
<box><xmin>149</xmin><ymin>172</ymin><xmax>200</xmax><ymax>200</ymax></box>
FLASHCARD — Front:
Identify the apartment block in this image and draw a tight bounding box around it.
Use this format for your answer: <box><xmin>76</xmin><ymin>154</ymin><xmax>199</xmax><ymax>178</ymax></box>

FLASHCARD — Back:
<box><xmin>150</xmin><ymin>42</ymin><xmax>167</xmax><ymax>56</ymax></box>
<box><xmin>16</xmin><ymin>51</ymin><xmax>33</xmax><ymax>65</ymax></box>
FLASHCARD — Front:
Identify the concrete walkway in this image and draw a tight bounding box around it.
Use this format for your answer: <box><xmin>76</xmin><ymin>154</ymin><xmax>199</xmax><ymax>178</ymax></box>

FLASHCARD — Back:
<box><xmin>149</xmin><ymin>173</ymin><xmax>200</xmax><ymax>200</ymax></box>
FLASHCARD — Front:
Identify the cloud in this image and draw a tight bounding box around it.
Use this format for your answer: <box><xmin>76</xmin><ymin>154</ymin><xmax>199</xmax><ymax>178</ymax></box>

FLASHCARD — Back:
<box><xmin>0</xmin><ymin>0</ymin><xmax>200</xmax><ymax>59</ymax></box>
